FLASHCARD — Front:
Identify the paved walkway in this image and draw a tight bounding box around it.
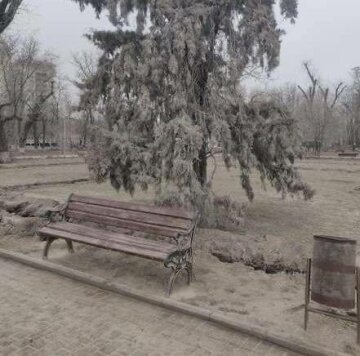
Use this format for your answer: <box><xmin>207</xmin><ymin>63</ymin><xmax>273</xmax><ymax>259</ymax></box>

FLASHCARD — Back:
<box><xmin>0</xmin><ymin>259</ymin><xmax>300</xmax><ymax>356</ymax></box>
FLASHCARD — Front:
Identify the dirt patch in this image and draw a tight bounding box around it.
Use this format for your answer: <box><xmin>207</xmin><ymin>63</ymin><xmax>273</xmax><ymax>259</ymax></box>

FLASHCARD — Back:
<box><xmin>0</xmin><ymin>211</ymin><xmax>45</xmax><ymax>236</ymax></box>
<box><xmin>0</xmin><ymin>196</ymin><xmax>57</xmax><ymax>237</ymax></box>
<box><xmin>0</xmin><ymin>196</ymin><xmax>59</xmax><ymax>216</ymax></box>
<box><xmin>204</xmin><ymin>230</ymin><xmax>307</xmax><ymax>274</ymax></box>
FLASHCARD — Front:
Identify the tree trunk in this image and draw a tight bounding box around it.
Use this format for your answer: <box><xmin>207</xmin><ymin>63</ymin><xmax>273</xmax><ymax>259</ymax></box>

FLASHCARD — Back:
<box><xmin>83</xmin><ymin>117</ymin><xmax>89</xmax><ymax>147</ymax></box>
<box><xmin>0</xmin><ymin>120</ymin><xmax>8</xmax><ymax>152</ymax></box>
<box><xmin>17</xmin><ymin>118</ymin><xmax>21</xmax><ymax>142</ymax></box>
<box><xmin>192</xmin><ymin>58</ymin><xmax>210</xmax><ymax>188</ymax></box>
<box><xmin>42</xmin><ymin>119</ymin><xmax>46</xmax><ymax>148</ymax></box>
<box><xmin>33</xmin><ymin>121</ymin><xmax>40</xmax><ymax>149</ymax></box>
<box><xmin>193</xmin><ymin>142</ymin><xmax>207</xmax><ymax>187</ymax></box>
<box><xmin>0</xmin><ymin>120</ymin><xmax>12</xmax><ymax>163</ymax></box>
<box><xmin>356</xmin><ymin>122</ymin><xmax>360</xmax><ymax>148</ymax></box>
<box><xmin>19</xmin><ymin>120</ymin><xmax>33</xmax><ymax>148</ymax></box>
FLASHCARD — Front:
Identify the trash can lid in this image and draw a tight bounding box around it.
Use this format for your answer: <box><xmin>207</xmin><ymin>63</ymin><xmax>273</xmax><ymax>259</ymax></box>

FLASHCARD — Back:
<box><xmin>313</xmin><ymin>235</ymin><xmax>357</xmax><ymax>244</ymax></box>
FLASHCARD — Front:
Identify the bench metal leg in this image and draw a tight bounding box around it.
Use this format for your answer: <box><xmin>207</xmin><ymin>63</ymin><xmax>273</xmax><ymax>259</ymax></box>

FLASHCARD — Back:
<box><xmin>357</xmin><ymin>268</ymin><xmax>360</xmax><ymax>345</ymax></box>
<box><xmin>165</xmin><ymin>249</ymin><xmax>193</xmax><ymax>296</ymax></box>
<box><xmin>43</xmin><ymin>237</ymin><xmax>56</xmax><ymax>259</ymax></box>
<box><xmin>43</xmin><ymin>238</ymin><xmax>74</xmax><ymax>259</ymax></box>
<box><xmin>304</xmin><ymin>258</ymin><xmax>311</xmax><ymax>330</ymax></box>
<box><xmin>186</xmin><ymin>262</ymin><xmax>193</xmax><ymax>285</ymax></box>
<box><xmin>168</xmin><ymin>267</ymin><xmax>182</xmax><ymax>296</ymax></box>
<box><xmin>66</xmin><ymin>240</ymin><xmax>74</xmax><ymax>254</ymax></box>
<box><xmin>167</xmin><ymin>261</ymin><xmax>194</xmax><ymax>295</ymax></box>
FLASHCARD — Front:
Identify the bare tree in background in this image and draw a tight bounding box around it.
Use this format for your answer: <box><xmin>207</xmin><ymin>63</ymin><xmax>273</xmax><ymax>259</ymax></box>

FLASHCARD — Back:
<box><xmin>0</xmin><ymin>0</ymin><xmax>22</xmax><ymax>34</ymax></box>
<box><xmin>0</xmin><ymin>35</ymin><xmax>39</xmax><ymax>154</ymax></box>
<box><xmin>21</xmin><ymin>75</ymin><xmax>55</xmax><ymax>148</ymax></box>
<box><xmin>342</xmin><ymin>67</ymin><xmax>360</xmax><ymax>150</ymax></box>
<box><xmin>72</xmin><ymin>51</ymin><xmax>99</xmax><ymax>147</ymax></box>
<box><xmin>298</xmin><ymin>62</ymin><xmax>346</xmax><ymax>155</ymax></box>
<box><xmin>0</xmin><ymin>35</ymin><xmax>57</xmax><ymax>157</ymax></box>
<box><xmin>270</xmin><ymin>84</ymin><xmax>301</xmax><ymax>116</ymax></box>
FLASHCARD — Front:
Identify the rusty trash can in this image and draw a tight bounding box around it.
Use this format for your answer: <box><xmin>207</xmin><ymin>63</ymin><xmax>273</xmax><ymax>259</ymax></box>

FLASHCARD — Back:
<box><xmin>304</xmin><ymin>235</ymin><xmax>360</xmax><ymax>344</ymax></box>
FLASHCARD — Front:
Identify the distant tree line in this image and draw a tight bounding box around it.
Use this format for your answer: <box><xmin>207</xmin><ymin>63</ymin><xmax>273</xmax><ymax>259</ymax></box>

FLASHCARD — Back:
<box><xmin>0</xmin><ymin>35</ymin><xmax>57</xmax><ymax>153</ymax></box>
<box><xmin>268</xmin><ymin>63</ymin><xmax>360</xmax><ymax>156</ymax></box>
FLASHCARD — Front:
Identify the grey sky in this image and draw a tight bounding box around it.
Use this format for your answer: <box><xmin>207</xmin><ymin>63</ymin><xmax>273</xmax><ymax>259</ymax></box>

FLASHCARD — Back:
<box><xmin>10</xmin><ymin>0</ymin><xmax>360</xmax><ymax>94</ymax></box>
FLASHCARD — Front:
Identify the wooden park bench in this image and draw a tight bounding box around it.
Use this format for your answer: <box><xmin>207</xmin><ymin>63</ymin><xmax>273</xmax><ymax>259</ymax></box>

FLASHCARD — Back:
<box><xmin>338</xmin><ymin>152</ymin><xmax>358</xmax><ymax>157</ymax></box>
<box><xmin>38</xmin><ymin>194</ymin><xmax>199</xmax><ymax>295</ymax></box>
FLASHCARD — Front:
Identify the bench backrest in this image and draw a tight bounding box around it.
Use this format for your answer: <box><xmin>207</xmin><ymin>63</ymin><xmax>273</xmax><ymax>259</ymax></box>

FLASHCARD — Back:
<box><xmin>64</xmin><ymin>194</ymin><xmax>197</xmax><ymax>239</ymax></box>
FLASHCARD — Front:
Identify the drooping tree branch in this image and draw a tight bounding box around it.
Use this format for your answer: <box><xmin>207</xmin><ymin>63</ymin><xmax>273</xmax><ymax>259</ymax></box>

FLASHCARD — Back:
<box><xmin>297</xmin><ymin>85</ymin><xmax>310</xmax><ymax>103</ymax></box>
<box><xmin>0</xmin><ymin>0</ymin><xmax>22</xmax><ymax>34</ymax></box>
<box><xmin>70</xmin><ymin>0</ymin><xmax>106</xmax><ymax>16</ymax></box>
<box><xmin>0</xmin><ymin>101</ymin><xmax>13</xmax><ymax>112</ymax></box>
<box><xmin>331</xmin><ymin>82</ymin><xmax>346</xmax><ymax>109</ymax></box>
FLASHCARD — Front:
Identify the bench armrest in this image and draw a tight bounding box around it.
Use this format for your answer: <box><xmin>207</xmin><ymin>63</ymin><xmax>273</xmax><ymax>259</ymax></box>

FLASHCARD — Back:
<box><xmin>45</xmin><ymin>204</ymin><xmax>67</xmax><ymax>222</ymax></box>
<box><xmin>174</xmin><ymin>232</ymin><xmax>192</xmax><ymax>250</ymax></box>
<box><xmin>174</xmin><ymin>213</ymin><xmax>200</xmax><ymax>251</ymax></box>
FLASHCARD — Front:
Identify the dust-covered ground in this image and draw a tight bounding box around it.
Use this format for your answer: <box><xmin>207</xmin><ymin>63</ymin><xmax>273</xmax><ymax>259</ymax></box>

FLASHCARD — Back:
<box><xmin>1</xmin><ymin>155</ymin><xmax>360</xmax><ymax>355</ymax></box>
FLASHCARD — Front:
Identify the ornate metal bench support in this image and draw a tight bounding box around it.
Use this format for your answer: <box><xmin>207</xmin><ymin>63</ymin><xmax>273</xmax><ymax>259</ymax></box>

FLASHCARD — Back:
<box><xmin>43</xmin><ymin>237</ymin><xmax>74</xmax><ymax>259</ymax></box>
<box><xmin>167</xmin><ymin>267</ymin><xmax>182</xmax><ymax>296</ymax></box>
<box><xmin>186</xmin><ymin>260</ymin><xmax>193</xmax><ymax>285</ymax></box>
<box><xmin>66</xmin><ymin>240</ymin><xmax>74</xmax><ymax>254</ymax></box>
<box><xmin>165</xmin><ymin>218</ymin><xmax>198</xmax><ymax>296</ymax></box>
<box><xmin>165</xmin><ymin>248</ymin><xmax>193</xmax><ymax>296</ymax></box>
<box><xmin>43</xmin><ymin>237</ymin><xmax>56</xmax><ymax>259</ymax></box>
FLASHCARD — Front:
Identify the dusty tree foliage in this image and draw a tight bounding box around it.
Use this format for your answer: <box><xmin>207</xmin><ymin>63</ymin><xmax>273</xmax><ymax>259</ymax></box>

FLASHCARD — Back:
<box><xmin>73</xmin><ymin>0</ymin><xmax>313</xmax><ymax>218</ymax></box>
<box><xmin>0</xmin><ymin>0</ymin><xmax>22</xmax><ymax>34</ymax></box>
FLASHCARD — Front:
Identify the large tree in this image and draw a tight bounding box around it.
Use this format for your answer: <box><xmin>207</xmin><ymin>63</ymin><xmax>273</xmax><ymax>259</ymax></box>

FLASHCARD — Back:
<box><xmin>73</xmin><ymin>0</ymin><xmax>313</xmax><ymax>210</ymax></box>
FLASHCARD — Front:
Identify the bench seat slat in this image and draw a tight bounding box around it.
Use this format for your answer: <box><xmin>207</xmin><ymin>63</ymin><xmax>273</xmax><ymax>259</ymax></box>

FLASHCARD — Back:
<box><xmin>66</xmin><ymin>210</ymin><xmax>186</xmax><ymax>238</ymax></box>
<box><xmin>46</xmin><ymin>223</ymin><xmax>179</xmax><ymax>253</ymax></box>
<box><xmin>70</xmin><ymin>194</ymin><xmax>195</xmax><ymax>220</ymax></box>
<box><xmin>39</xmin><ymin>227</ymin><xmax>173</xmax><ymax>261</ymax></box>
<box><xmin>67</xmin><ymin>202</ymin><xmax>192</xmax><ymax>230</ymax></box>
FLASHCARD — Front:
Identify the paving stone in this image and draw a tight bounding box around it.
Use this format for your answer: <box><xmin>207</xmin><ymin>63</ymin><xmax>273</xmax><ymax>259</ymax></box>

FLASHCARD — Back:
<box><xmin>0</xmin><ymin>259</ymin><xmax>300</xmax><ymax>356</ymax></box>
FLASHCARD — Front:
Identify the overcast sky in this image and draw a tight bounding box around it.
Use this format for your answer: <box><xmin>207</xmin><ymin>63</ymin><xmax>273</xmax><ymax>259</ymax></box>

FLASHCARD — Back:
<box><xmin>9</xmin><ymin>0</ymin><xmax>360</xmax><ymax>94</ymax></box>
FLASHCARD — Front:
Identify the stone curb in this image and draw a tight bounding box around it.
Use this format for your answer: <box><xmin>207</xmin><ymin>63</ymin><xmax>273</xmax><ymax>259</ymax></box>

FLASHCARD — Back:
<box><xmin>13</xmin><ymin>154</ymin><xmax>80</xmax><ymax>160</ymax></box>
<box><xmin>0</xmin><ymin>248</ymin><xmax>349</xmax><ymax>356</ymax></box>
<box><xmin>304</xmin><ymin>156</ymin><xmax>359</xmax><ymax>161</ymax></box>
<box><xmin>2</xmin><ymin>178</ymin><xmax>90</xmax><ymax>191</ymax></box>
<box><xmin>0</xmin><ymin>161</ymin><xmax>84</xmax><ymax>170</ymax></box>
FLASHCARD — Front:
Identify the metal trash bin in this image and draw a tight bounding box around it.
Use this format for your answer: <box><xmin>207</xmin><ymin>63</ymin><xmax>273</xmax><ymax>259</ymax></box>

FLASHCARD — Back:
<box><xmin>311</xmin><ymin>235</ymin><xmax>356</xmax><ymax>309</ymax></box>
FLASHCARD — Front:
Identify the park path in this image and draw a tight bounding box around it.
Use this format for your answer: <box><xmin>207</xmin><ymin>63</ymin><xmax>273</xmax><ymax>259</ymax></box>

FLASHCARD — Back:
<box><xmin>0</xmin><ymin>258</ymin><xmax>300</xmax><ymax>356</ymax></box>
